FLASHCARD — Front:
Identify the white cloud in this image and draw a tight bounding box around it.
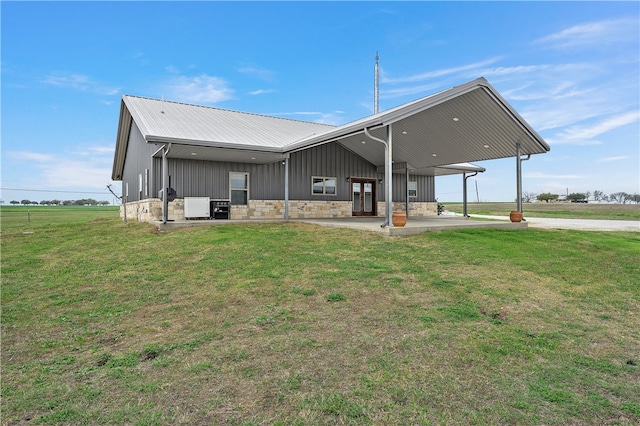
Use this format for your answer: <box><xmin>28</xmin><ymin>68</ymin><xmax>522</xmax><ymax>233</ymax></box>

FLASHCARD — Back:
<box><xmin>552</xmin><ymin>111</ymin><xmax>639</xmax><ymax>144</ymax></box>
<box><xmin>381</xmin><ymin>57</ymin><xmax>502</xmax><ymax>84</ymax></box>
<box><xmin>42</xmin><ymin>72</ymin><xmax>120</xmax><ymax>96</ymax></box>
<box><xmin>534</xmin><ymin>18</ymin><xmax>639</xmax><ymax>50</ymax></box>
<box><xmin>164</xmin><ymin>74</ymin><xmax>234</xmax><ymax>104</ymax></box>
<box><xmin>8</xmin><ymin>151</ymin><xmax>57</xmax><ymax>162</ymax></box>
<box><xmin>238</xmin><ymin>66</ymin><xmax>275</xmax><ymax>81</ymax></box>
<box><xmin>525</xmin><ymin>172</ymin><xmax>586</xmax><ymax>179</ymax></box>
<box><xmin>6</xmin><ymin>146</ymin><xmax>116</xmax><ymax>193</ymax></box>
<box><xmin>248</xmin><ymin>89</ymin><xmax>276</xmax><ymax>95</ymax></box>
<box><xmin>597</xmin><ymin>156</ymin><xmax>630</xmax><ymax>163</ymax></box>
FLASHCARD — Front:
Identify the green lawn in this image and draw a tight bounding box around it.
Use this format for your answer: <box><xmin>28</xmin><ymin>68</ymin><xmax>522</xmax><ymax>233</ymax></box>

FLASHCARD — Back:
<box><xmin>2</xmin><ymin>212</ymin><xmax>639</xmax><ymax>425</ymax></box>
<box><xmin>445</xmin><ymin>202</ymin><xmax>640</xmax><ymax>220</ymax></box>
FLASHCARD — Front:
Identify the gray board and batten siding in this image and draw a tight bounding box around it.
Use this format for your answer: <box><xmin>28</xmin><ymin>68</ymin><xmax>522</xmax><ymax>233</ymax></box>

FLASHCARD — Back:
<box><xmin>121</xmin><ymin>120</ymin><xmax>434</xmax><ymax>203</ymax></box>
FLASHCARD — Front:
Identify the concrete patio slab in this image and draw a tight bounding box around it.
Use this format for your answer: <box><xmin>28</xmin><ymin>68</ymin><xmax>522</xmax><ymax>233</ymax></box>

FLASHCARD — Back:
<box><xmin>154</xmin><ymin>215</ymin><xmax>527</xmax><ymax>236</ymax></box>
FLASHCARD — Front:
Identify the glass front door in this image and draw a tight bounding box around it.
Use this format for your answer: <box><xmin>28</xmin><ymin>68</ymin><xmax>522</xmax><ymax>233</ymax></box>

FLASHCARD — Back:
<box><xmin>351</xmin><ymin>179</ymin><xmax>376</xmax><ymax>216</ymax></box>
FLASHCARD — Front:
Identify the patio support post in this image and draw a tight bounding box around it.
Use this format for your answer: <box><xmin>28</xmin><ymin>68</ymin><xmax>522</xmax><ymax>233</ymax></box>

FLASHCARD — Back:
<box><xmin>516</xmin><ymin>142</ymin><xmax>522</xmax><ymax>213</ymax></box>
<box><xmin>162</xmin><ymin>144</ymin><xmax>171</xmax><ymax>224</ymax></box>
<box><xmin>386</xmin><ymin>124</ymin><xmax>394</xmax><ymax>226</ymax></box>
<box><xmin>516</xmin><ymin>142</ymin><xmax>530</xmax><ymax>215</ymax></box>
<box><xmin>284</xmin><ymin>154</ymin><xmax>289</xmax><ymax>221</ymax></box>
<box><xmin>405</xmin><ymin>168</ymin><xmax>410</xmax><ymax>217</ymax></box>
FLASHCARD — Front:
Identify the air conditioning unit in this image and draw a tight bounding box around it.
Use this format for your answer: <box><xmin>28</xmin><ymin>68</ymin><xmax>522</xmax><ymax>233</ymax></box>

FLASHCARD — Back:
<box><xmin>184</xmin><ymin>197</ymin><xmax>210</xmax><ymax>219</ymax></box>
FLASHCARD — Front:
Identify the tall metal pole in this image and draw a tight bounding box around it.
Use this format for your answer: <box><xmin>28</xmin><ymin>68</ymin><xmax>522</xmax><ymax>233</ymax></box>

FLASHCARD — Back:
<box><xmin>374</xmin><ymin>52</ymin><xmax>379</xmax><ymax>114</ymax></box>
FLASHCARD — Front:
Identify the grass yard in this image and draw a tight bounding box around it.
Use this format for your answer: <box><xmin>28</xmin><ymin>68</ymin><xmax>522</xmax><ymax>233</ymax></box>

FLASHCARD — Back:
<box><xmin>445</xmin><ymin>202</ymin><xmax>640</xmax><ymax>221</ymax></box>
<box><xmin>1</xmin><ymin>212</ymin><xmax>639</xmax><ymax>425</ymax></box>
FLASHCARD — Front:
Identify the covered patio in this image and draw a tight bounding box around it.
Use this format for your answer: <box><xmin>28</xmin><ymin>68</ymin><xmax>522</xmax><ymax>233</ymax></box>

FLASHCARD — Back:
<box><xmin>154</xmin><ymin>214</ymin><xmax>526</xmax><ymax>236</ymax></box>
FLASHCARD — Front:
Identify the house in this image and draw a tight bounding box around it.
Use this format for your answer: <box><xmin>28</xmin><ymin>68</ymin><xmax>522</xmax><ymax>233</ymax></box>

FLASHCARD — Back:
<box><xmin>111</xmin><ymin>77</ymin><xmax>549</xmax><ymax>225</ymax></box>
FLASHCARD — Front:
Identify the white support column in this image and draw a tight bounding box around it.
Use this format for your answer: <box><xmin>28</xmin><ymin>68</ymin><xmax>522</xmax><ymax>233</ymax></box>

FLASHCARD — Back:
<box><xmin>516</xmin><ymin>142</ymin><xmax>522</xmax><ymax>212</ymax></box>
<box><xmin>386</xmin><ymin>124</ymin><xmax>394</xmax><ymax>226</ymax></box>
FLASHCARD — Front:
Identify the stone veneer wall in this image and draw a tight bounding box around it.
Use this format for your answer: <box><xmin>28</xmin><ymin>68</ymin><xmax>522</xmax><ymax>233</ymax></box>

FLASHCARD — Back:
<box><xmin>121</xmin><ymin>198</ymin><xmax>437</xmax><ymax>222</ymax></box>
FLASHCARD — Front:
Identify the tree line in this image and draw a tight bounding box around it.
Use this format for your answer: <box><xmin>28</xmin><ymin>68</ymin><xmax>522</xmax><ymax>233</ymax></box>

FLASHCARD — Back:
<box><xmin>523</xmin><ymin>191</ymin><xmax>640</xmax><ymax>204</ymax></box>
<box><xmin>9</xmin><ymin>199</ymin><xmax>112</xmax><ymax>206</ymax></box>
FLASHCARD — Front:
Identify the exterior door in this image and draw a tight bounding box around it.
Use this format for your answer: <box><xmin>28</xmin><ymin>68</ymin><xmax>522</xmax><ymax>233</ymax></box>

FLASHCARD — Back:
<box><xmin>351</xmin><ymin>179</ymin><xmax>376</xmax><ymax>216</ymax></box>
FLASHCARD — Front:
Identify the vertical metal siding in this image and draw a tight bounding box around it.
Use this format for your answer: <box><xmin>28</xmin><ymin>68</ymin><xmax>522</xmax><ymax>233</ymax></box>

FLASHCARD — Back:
<box><xmin>121</xmin><ymin>122</ymin><xmax>155</xmax><ymax>201</ymax></box>
<box><xmin>143</xmin><ymin>141</ymin><xmax>436</xmax><ymax>204</ymax></box>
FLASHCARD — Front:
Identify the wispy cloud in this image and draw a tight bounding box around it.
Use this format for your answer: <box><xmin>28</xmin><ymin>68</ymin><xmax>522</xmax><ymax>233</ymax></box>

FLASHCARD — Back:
<box><xmin>238</xmin><ymin>66</ymin><xmax>275</xmax><ymax>81</ymax></box>
<box><xmin>7</xmin><ymin>145</ymin><xmax>116</xmax><ymax>192</ymax></box>
<box><xmin>597</xmin><ymin>156</ymin><xmax>630</xmax><ymax>163</ymax></box>
<box><xmin>42</xmin><ymin>72</ymin><xmax>120</xmax><ymax>95</ymax></box>
<box><xmin>268</xmin><ymin>111</ymin><xmax>343</xmax><ymax>125</ymax></box>
<box><xmin>525</xmin><ymin>172</ymin><xmax>586</xmax><ymax>179</ymax></box>
<box><xmin>533</xmin><ymin>18</ymin><xmax>639</xmax><ymax>50</ymax></box>
<box><xmin>248</xmin><ymin>89</ymin><xmax>276</xmax><ymax>96</ymax></box>
<box><xmin>552</xmin><ymin>111</ymin><xmax>639</xmax><ymax>144</ymax></box>
<box><xmin>164</xmin><ymin>74</ymin><xmax>234</xmax><ymax>104</ymax></box>
<box><xmin>381</xmin><ymin>57</ymin><xmax>502</xmax><ymax>84</ymax></box>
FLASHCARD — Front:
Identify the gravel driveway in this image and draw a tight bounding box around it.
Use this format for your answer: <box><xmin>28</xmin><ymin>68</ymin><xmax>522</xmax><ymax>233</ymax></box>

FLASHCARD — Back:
<box><xmin>468</xmin><ymin>215</ymin><xmax>640</xmax><ymax>232</ymax></box>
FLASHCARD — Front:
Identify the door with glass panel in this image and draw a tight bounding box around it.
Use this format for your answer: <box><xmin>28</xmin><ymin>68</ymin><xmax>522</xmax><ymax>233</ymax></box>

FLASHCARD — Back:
<box><xmin>351</xmin><ymin>179</ymin><xmax>376</xmax><ymax>216</ymax></box>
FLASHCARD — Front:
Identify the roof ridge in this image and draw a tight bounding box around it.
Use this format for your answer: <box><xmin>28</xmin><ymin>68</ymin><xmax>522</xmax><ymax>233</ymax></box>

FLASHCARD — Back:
<box><xmin>122</xmin><ymin>94</ymin><xmax>337</xmax><ymax>128</ymax></box>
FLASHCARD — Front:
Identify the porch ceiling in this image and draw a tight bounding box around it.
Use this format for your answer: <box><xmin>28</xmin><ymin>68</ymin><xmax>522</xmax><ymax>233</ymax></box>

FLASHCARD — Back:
<box><xmin>333</xmin><ymin>84</ymin><xmax>548</xmax><ymax>171</ymax></box>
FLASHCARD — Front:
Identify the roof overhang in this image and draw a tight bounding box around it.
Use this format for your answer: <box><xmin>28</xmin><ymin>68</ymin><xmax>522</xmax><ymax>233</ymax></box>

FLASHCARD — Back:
<box><xmin>287</xmin><ymin>78</ymin><xmax>549</xmax><ymax>169</ymax></box>
<box><xmin>112</xmin><ymin>77</ymin><xmax>548</xmax><ymax>181</ymax></box>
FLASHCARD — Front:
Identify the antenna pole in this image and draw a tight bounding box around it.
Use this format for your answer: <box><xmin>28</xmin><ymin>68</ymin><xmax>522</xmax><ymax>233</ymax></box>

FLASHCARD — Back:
<box><xmin>374</xmin><ymin>52</ymin><xmax>379</xmax><ymax>114</ymax></box>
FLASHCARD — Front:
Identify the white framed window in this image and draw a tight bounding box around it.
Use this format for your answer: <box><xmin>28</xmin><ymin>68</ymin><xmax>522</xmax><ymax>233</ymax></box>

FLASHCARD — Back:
<box><xmin>312</xmin><ymin>177</ymin><xmax>337</xmax><ymax>196</ymax></box>
<box><xmin>138</xmin><ymin>173</ymin><xmax>143</xmax><ymax>198</ymax></box>
<box><xmin>230</xmin><ymin>172</ymin><xmax>249</xmax><ymax>205</ymax></box>
<box><xmin>408</xmin><ymin>181</ymin><xmax>417</xmax><ymax>198</ymax></box>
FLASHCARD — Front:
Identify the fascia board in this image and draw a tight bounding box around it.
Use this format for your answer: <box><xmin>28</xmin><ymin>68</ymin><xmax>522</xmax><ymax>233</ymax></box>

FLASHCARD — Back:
<box><xmin>146</xmin><ymin>135</ymin><xmax>286</xmax><ymax>155</ymax></box>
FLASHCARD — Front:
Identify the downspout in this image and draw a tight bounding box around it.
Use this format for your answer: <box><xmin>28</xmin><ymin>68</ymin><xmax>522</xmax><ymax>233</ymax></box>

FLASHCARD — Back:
<box><xmin>161</xmin><ymin>143</ymin><xmax>171</xmax><ymax>224</ymax></box>
<box><xmin>364</xmin><ymin>125</ymin><xmax>393</xmax><ymax>228</ymax></box>
<box><xmin>462</xmin><ymin>171</ymin><xmax>479</xmax><ymax>217</ymax></box>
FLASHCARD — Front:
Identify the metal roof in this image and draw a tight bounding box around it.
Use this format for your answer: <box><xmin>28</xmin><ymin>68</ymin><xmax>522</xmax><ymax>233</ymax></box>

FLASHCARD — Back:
<box><xmin>112</xmin><ymin>77</ymin><xmax>548</xmax><ymax>180</ymax></box>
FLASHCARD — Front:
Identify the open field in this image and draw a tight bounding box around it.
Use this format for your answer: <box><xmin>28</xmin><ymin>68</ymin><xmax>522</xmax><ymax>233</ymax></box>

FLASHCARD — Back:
<box><xmin>445</xmin><ymin>202</ymin><xmax>640</xmax><ymax>221</ymax></box>
<box><xmin>2</xmin><ymin>212</ymin><xmax>639</xmax><ymax>425</ymax></box>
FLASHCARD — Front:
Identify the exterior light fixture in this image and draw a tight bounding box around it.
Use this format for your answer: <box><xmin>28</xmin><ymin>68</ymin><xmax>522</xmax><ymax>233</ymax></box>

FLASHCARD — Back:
<box><xmin>251</xmin><ymin>157</ymin><xmax>256</xmax><ymax>160</ymax></box>
<box><xmin>191</xmin><ymin>152</ymin><xmax>197</xmax><ymax>156</ymax></box>
<box><xmin>361</xmin><ymin>140</ymin><xmax>366</xmax><ymax>144</ymax></box>
<box><xmin>483</xmin><ymin>144</ymin><xmax>490</xmax><ymax>149</ymax></box>
<box><xmin>345</xmin><ymin>176</ymin><xmax>350</xmax><ymax>182</ymax></box>
<box><xmin>402</xmin><ymin>131</ymin><xmax>408</xmax><ymax>135</ymax></box>
<box><xmin>453</xmin><ymin>117</ymin><xmax>460</xmax><ymax>122</ymax></box>
<box><xmin>432</xmin><ymin>153</ymin><xmax>437</xmax><ymax>157</ymax></box>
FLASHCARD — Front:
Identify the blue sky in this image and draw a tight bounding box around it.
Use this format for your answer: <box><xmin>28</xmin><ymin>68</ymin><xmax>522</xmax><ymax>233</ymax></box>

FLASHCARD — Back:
<box><xmin>2</xmin><ymin>1</ymin><xmax>639</xmax><ymax>204</ymax></box>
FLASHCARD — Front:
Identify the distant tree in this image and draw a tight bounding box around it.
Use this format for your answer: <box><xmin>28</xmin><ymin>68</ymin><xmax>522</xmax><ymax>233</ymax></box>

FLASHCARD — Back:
<box><xmin>21</xmin><ymin>199</ymin><xmax>32</xmax><ymax>205</ymax></box>
<box><xmin>629</xmin><ymin>193</ymin><xmax>640</xmax><ymax>204</ymax></box>
<box><xmin>593</xmin><ymin>190</ymin><xmax>605</xmax><ymax>202</ymax></box>
<box><xmin>40</xmin><ymin>200</ymin><xmax>49</xmax><ymax>206</ymax></box>
<box><xmin>522</xmin><ymin>191</ymin><xmax>537</xmax><ymax>203</ymax></box>
<box><xmin>63</xmin><ymin>200</ymin><xmax>73</xmax><ymax>206</ymax></box>
<box><xmin>98</xmin><ymin>200</ymin><xmax>111</xmax><ymax>206</ymax></box>
<box><xmin>584</xmin><ymin>191</ymin><xmax>591</xmax><ymax>201</ymax></box>
<box><xmin>609</xmin><ymin>192</ymin><xmax>630</xmax><ymax>204</ymax></box>
<box><xmin>567</xmin><ymin>193</ymin><xmax>588</xmax><ymax>203</ymax></box>
<box><xmin>536</xmin><ymin>192</ymin><xmax>559</xmax><ymax>203</ymax></box>
<box><xmin>50</xmin><ymin>199</ymin><xmax>61</xmax><ymax>206</ymax></box>
<box><xmin>10</xmin><ymin>200</ymin><xmax>20</xmax><ymax>205</ymax></box>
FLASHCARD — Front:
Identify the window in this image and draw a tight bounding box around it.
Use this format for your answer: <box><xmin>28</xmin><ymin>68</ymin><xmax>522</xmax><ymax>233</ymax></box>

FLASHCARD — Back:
<box><xmin>312</xmin><ymin>177</ymin><xmax>337</xmax><ymax>195</ymax></box>
<box><xmin>230</xmin><ymin>172</ymin><xmax>249</xmax><ymax>205</ymax></box>
<box><xmin>408</xmin><ymin>181</ymin><xmax>417</xmax><ymax>198</ymax></box>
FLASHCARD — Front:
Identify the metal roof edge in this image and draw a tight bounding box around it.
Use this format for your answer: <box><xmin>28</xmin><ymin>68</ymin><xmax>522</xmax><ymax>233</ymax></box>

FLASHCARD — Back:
<box><xmin>146</xmin><ymin>135</ymin><xmax>286</xmax><ymax>155</ymax></box>
<box><xmin>111</xmin><ymin>97</ymin><xmax>133</xmax><ymax>181</ymax></box>
<box><xmin>283</xmin><ymin>78</ymin><xmax>493</xmax><ymax>153</ymax></box>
